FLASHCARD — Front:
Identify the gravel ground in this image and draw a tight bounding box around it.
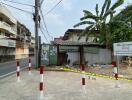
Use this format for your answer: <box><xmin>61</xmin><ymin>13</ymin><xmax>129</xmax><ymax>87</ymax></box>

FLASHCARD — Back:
<box><xmin>85</xmin><ymin>66</ymin><xmax>132</xmax><ymax>79</ymax></box>
<box><xmin>0</xmin><ymin>70</ymin><xmax>132</xmax><ymax>100</ymax></box>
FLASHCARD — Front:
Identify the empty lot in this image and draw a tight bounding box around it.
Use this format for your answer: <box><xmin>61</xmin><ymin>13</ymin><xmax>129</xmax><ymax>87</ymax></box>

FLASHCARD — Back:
<box><xmin>0</xmin><ymin>70</ymin><xmax>132</xmax><ymax>100</ymax></box>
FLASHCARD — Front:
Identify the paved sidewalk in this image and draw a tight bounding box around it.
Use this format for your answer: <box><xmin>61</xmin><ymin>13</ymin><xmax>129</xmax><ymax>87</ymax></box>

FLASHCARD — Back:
<box><xmin>0</xmin><ymin>70</ymin><xmax>132</xmax><ymax>100</ymax></box>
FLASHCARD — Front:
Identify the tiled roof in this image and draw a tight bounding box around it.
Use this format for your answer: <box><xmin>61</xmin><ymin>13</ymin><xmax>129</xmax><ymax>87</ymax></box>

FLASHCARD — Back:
<box><xmin>53</xmin><ymin>37</ymin><xmax>64</xmax><ymax>44</ymax></box>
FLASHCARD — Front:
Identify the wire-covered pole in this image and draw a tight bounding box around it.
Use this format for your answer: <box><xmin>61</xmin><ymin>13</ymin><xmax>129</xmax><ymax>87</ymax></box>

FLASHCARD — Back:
<box><xmin>34</xmin><ymin>0</ymin><xmax>40</xmax><ymax>68</ymax></box>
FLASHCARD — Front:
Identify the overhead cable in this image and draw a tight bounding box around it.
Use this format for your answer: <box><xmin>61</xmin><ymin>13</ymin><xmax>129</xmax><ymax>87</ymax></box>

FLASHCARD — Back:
<box><xmin>44</xmin><ymin>0</ymin><xmax>63</xmax><ymax>16</ymax></box>
<box><xmin>4</xmin><ymin>0</ymin><xmax>34</xmax><ymax>7</ymax></box>
<box><xmin>40</xmin><ymin>28</ymin><xmax>49</xmax><ymax>43</ymax></box>
<box><xmin>2</xmin><ymin>2</ymin><xmax>33</xmax><ymax>14</ymax></box>
<box><xmin>40</xmin><ymin>9</ymin><xmax>52</xmax><ymax>40</ymax></box>
<box><xmin>40</xmin><ymin>0</ymin><xmax>45</xmax><ymax>6</ymax></box>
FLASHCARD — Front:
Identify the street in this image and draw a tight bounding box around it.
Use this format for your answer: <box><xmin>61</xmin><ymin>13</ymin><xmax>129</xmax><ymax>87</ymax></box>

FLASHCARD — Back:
<box><xmin>0</xmin><ymin>57</ymin><xmax>35</xmax><ymax>77</ymax></box>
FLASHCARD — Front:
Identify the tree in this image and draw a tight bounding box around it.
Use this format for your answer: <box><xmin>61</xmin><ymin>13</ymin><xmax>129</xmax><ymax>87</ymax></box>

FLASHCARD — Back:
<box><xmin>74</xmin><ymin>0</ymin><xmax>124</xmax><ymax>48</ymax></box>
<box><xmin>109</xmin><ymin>4</ymin><xmax>132</xmax><ymax>48</ymax></box>
<box><xmin>113</xmin><ymin>4</ymin><xmax>132</xmax><ymax>25</ymax></box>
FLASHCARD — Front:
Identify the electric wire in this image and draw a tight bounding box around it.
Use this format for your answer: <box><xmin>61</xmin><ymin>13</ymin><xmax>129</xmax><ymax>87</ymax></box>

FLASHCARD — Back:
<box><xmin>40</xmin><ymin>0</ymin><xmax>45</xmax><ymax>6</ymax></box>
<box><xmin>1</xmin><ymin>2</ymin><xmax>33</xmax><ymax>14</ymax></box>
<box><xmin>40</xmin><ymin>9</ymin><xmax>52</xmax><ymax>40</ymax></box>
<box><xmin>4</xmin><ymin>0</ymin><xmax>34</xmax><ymax>7</ymax></box>
<box><xmin>44</xmin><ymin>0</ymin><xmax>63</xmax><ymax>16</ymax></box>
<box><xmin>40</xmin><ymin>20</ymin><xmax>51</xmax><ymax>42</ymax></box>
<box><xmin>40</xmin><ymin>27</ymin><xmax>49</xmax><ymax>43</ymax></box>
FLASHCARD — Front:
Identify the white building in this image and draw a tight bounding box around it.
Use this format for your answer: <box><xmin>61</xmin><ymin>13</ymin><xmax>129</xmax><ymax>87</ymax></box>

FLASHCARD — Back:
<box><xmin>0</xmin><ymin>5</ymin><xmax>17</xmax><ymax>62</ymax></box>
<box><xmin>0</xmin><ymin>5</ymin><xmax>34</xmax><ymax>62</ymax></box>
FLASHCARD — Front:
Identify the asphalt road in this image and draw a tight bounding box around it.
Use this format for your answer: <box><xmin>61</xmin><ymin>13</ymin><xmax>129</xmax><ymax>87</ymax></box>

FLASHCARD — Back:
<box><xmin>0</xmin><ymin>57</ymin><xmax>35</xmax><ymax>77</ymax></box>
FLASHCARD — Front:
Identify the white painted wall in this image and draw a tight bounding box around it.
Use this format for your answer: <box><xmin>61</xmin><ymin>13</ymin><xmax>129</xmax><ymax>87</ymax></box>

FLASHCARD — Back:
<box><xmin>0</xmin><ymin>5</ymin><xmax>17</xmax><ymax>24</ymax></box>
<box><xmin>0</xmin><ymin>5</ymin><xmax>17</xmax><ymax>35</ymax></box>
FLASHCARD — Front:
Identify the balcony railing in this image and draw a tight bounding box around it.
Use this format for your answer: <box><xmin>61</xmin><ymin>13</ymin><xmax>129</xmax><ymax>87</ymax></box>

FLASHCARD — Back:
<box><xmin>0</xmin><ymin>21</ymin><xmax>17</xmax><ymax>35</ymax></box>
<box><xmin>0</xmin><ymin>39</ymin><xmax>16</xmax><ymax>47</ymax></box>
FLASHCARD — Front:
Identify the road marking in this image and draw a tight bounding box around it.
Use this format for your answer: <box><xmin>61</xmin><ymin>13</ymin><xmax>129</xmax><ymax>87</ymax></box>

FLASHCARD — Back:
<box><xmin>62</xmin><ymin>67</ymin><xmax>132</xmax><ymax>83</ymax></box>
<box><xmin>0</xmin><ymin>67</ymin><xmax>27</xmax><ymax>79</ymax></box>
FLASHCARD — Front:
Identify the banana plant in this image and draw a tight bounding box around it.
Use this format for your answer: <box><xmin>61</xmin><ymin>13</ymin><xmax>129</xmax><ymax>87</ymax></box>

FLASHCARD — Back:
<box><xmin>74</xmin><ymin>0</ymin><xmax>124</xmax><ymax>48</ymax></box>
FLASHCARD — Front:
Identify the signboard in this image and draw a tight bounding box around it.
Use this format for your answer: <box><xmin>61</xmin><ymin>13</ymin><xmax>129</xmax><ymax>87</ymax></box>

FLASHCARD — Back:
<box><xmin>113</xmin><ymin>42</ymin><xmax>132</xmax><ymax>56</ymax></box>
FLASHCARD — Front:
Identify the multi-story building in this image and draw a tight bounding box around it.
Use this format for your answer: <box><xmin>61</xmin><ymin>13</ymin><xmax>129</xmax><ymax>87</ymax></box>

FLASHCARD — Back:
<box><xmin>29</xmin><ymin>36</ymin><xmax>35</xmax><ymax>57</ymax></box>
<box><xmin>0</xmin><ymin>5</ymin><xmax>34</xmax><ymax>62</ymax></box>
<box><xmin>0</xmin><ymin>5</ymin><xmax>17</xmax><ymax>62</ymax></box>
<box><xmin>15</xmin><ymin>21</ymin><xmax>32</xmax><ymax>59</ymax></box>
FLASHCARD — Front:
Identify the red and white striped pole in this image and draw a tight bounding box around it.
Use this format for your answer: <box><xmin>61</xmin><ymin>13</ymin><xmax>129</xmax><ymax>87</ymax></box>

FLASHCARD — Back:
<box><xmin>39</xmin><ymin>65</ymin><xmax>44</xmax><ymax>99</ymax></box>
<box><xmin>80</xmin><ymin>64</ymin><xmax>86</xmax><ymax>93</ymax></box>
<box><xmin>28</xmin><ymin>58</ymin><xmax>32</xmax><ymax>75</ymax></box>
<box><xmin>16</xmin><ymin>60</ymin><xmax>20</xmax><ymax>82</ymax></box>
<box><xmin>112</xmin><ymin>61</ymin><xmax>119</xmax><ymax>88</ymax></box>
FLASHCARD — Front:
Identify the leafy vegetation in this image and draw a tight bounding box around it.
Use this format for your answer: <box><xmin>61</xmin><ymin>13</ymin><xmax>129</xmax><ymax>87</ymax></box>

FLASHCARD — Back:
<box><xmin>74</xmin><ymin>0</ymin><xmax>125</xmax><ymax>48</ymax></box>
<box><xmin>109</xmin><ymin>4</ymin><xmax>132</xmax><ymax>48</ymax></box>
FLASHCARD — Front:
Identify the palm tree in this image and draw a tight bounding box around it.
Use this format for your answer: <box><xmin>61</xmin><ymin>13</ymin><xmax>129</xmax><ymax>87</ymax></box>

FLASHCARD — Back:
<box><xmin>74</xmin><ymin>0</ymin><xmax>124</xmax><ymax>48</ymax></box>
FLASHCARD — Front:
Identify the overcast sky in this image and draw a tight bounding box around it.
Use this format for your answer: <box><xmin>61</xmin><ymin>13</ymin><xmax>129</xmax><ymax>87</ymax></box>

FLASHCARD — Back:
<box><xmin>2</xmin><ymin>0</ymin><xmax>132</xmax><ymax>43</ymax></box>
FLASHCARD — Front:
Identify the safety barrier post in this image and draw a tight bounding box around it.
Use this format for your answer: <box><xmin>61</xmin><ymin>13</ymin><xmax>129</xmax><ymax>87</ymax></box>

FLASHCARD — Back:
<box><xmin>28</xmin><ymin>58</ymin><xmax>32</xmax><ymax>75</ymax></box>
<box><xmin>16</xmin><ymin>60</ymin><xmax>21</xmax><ymax>82</ymax></box>
<box><xmin>39</xmin><ymin>65</ymin><xmax>44</xmax><ymax>99</ymax></box>
<box><xmin>112</xmin><ymin>61</ymin><xmax>120</xmax><ymax>88</ymax></box>
<box><xmin>80</xmin><ymin>64</ymin><xmax>86</xmax><ymax>93</ymax></box>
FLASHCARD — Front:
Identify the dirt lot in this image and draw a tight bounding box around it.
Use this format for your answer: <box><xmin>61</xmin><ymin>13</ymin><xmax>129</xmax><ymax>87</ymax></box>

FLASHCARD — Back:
<box><xmin>0</xmin><ymin>70</ymin><xmax>132</xmax><ymax>100</ymax></box>
<box><xmin>85</xmin><ymin>65</ymin><xmax>132</xmax><ymax>79</ymax></box>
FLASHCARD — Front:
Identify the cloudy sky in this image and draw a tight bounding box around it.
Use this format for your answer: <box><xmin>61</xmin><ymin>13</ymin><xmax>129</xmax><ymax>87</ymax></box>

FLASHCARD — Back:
<box><xmin>1</xmin><ymin>0</ymin><xmax>132</xmax><ymax>43</ymax></box>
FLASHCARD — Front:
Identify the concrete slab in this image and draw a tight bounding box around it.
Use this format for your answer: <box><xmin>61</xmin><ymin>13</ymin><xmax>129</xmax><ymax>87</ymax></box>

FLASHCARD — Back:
<box><xmin>0</xmin><ymin>70</ymin><xmax>132</xmax><ymax>100</ymax></box>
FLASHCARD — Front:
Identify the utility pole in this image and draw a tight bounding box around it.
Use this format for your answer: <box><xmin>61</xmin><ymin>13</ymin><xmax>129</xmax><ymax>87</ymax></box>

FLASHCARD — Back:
<box><xmin>38</xmin><ymin>36</ymin><xmax>41</xmax><ymax>67</ymax></box>
<box><xmin>34</xmin><ymin>0</ymin><xmax>40</xmax><ymax>68</ymax></box>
